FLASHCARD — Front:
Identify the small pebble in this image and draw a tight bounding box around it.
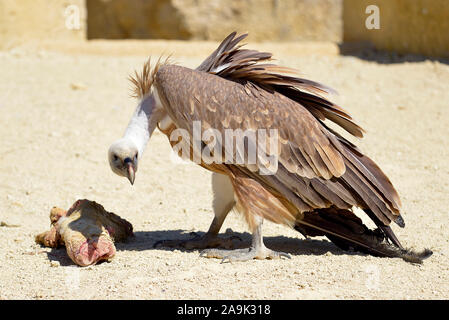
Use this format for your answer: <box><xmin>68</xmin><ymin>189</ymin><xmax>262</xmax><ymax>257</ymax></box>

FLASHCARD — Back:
<box><xmin>50</xmin><ymin>261</ymin><xmax>60</xmax><ymax>268</ymax></box>
<box><xmin>0</xmin><ymin>221</ymin><xmax>20</xmax><ymax>228</ymax></box>
<box><xmin>70</xmin><ymin>82</ymin><xmax>87</xmax><ymax>90</ymax></box>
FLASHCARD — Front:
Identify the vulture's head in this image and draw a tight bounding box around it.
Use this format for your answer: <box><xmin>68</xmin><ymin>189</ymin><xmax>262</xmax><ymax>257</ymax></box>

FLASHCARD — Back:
<box><xmin>108</xmin><ymin>138</ymin><xmax>139</xmax><ymax>185</ymax></box>
<box><xmin>108</xmin><ymin>57</ymin><xmax>167</xmax><ymax>185</ymax></box>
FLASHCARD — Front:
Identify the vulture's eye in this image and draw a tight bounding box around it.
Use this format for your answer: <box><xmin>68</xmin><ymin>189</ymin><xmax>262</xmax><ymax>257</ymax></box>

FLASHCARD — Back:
<box><xmin>113</xmin><ymin>155</ymin><xmax>118</xmax><ymax>161</ymax></box>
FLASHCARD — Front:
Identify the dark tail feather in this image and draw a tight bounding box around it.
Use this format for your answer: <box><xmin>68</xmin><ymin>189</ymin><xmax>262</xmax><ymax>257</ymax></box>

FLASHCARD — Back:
<box><xmin>295</xmin><ymin>208</ymin><xmax>432</xmax><ymax>264</ymax></box>
<box><xmin>379</xmin><ymin>225</ymin><xmax>403</xmax><ymax>249</ymax></box>
<box><xmin>362</xmin><ymin>208</ymin><xmax>403</xmax><ymax>249</ymax></box>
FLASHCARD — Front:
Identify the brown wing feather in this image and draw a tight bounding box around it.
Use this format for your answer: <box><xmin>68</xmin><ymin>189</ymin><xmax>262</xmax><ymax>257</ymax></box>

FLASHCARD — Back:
<box><xmin>154</xmin><ymin>33</ymin><xmax>403</xmax><ymax>233</ymax></box>
<box><xmin>229</xmin><ymin>168</ymin><xmax>297</xmax><ymax>230</ymax></box>
<box><xmin>155</xmin><ymin>64</ymin><xmax>404</xmax><ymax>232</ymax></box>
<box><xmin>196</xmin><ymin>32</ymin><xmax>364</xmax><ymax>138</ymax></box>
<box><xmin>155</xmin><ymin>64</ymin><xmax>345</xmax><ymax>181</ymax></box>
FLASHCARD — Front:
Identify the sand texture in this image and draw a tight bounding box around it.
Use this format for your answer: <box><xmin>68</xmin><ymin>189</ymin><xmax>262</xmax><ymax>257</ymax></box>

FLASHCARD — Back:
<box><xmin>0</xmin><ymin>40</ymin><xmax>448</xmax><ymax>299</ymax></box>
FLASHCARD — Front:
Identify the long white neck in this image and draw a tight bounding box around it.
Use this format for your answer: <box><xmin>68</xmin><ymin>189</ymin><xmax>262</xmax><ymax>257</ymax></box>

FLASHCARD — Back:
<box><xmin>123</xmin><ymin>94</ymin><xmax>163</xmax><ymax>157</ymax></box>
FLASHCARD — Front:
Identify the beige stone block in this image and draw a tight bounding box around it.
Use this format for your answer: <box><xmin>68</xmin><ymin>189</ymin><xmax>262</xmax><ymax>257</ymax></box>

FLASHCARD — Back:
<box><xmin>86</xmin><ymin>0</ymin><xmax>343</xmax><ymax>42</ymax></box>
<box><xmin>0</xmin><ymin>0</ymin><xmax>86</xmax><ymax>47</ymax></box>
<box><xmin>344</xmin><ymin>0</ymin><xmax>449</xmax><ymax>58</ymax></box>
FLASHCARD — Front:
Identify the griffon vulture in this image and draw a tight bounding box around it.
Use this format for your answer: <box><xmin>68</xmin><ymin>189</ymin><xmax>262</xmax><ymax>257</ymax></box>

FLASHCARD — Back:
<box><xmin>108</xmin><ymin>32</ymin><xmax>431</xmax><ymax>263</ymax></box>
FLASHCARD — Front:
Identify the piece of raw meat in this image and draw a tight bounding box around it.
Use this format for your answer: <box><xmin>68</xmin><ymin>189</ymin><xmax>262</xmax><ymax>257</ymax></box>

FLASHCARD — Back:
<box><xmin>36</xmin><ymin>199</ymin><xmax>133</xmax><ymax>266</ymax></box>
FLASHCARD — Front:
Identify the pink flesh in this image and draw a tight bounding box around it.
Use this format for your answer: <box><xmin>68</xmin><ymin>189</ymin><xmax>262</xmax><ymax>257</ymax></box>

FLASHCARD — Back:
<box><xmin>74</xmin><ymin>237</ymin><xmax>116</xmax><ymax>266</ymax></box>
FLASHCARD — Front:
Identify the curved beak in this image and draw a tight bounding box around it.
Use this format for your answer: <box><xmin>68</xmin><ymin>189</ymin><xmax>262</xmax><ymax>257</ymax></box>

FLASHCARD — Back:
<box><xmin>124</xmin><ymin>158</ymin><xmax>135</xmax><ymax>185</ymax></box>
<box><xmin>127</xmin><ymin>164</ymin><xmax>135</xmax><ymax>185</ymax></box>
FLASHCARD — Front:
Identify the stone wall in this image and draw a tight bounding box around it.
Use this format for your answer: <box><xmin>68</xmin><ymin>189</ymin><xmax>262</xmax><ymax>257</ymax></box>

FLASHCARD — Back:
<box><xmin>0</xmin><ymin>0</ymin><xmax>86</xmax><ymax>47</ymax></box>
<box><xmin>1</xmin><ymin>0</ymin><xmax>448</xmax><ymax>58</ymax></box>
<box><xmin>344</xmin><ymin>0</ymin><xmax>449</xmax><ymax>58</ymax></box>
<box><xmin>86</xmin><ymin>0</ymin><xmax>343</xmax><ymax>42</ymax></box>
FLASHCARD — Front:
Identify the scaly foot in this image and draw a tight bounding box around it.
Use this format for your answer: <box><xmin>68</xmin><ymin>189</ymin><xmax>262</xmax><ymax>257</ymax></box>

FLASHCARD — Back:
<box><xmin>200</xmin><ymin>246</ymin><xmax>291</xmax><ymax>263</ymax></box>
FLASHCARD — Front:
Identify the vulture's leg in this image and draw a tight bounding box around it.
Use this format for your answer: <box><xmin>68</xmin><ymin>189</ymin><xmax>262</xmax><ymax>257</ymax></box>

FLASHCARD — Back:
<box><xmin>200</xmin><ymin>215</ymin><xmax>291</xmax><ymax>262</ymax></box>
<box><xmin>154</xmin><ymin>173</ymin><xmax>239</xmax><ymax>249</ymax></box>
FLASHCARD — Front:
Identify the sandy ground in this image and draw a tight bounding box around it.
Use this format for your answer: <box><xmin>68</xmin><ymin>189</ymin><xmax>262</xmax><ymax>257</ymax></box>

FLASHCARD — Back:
<box><xmin>0</xmin><ymin>39</ymin><xmax>448</xmax><ymax>300</ymax></box>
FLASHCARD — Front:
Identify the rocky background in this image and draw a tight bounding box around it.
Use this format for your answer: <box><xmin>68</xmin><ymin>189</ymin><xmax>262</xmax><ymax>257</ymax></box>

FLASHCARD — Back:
<box><xmin>0</xmin><ymin>0</ymin><xmax>448</xmax><ymax>58</ymax></box>
<box><xmin>85</xmin><ymin>0</ymin><xmax>342</xmax><ymax>42</ymax></box>
<box><xmin>344</xmin><ymin>0</ymin><xmax>449</xmax><ymax>58</ymax></box>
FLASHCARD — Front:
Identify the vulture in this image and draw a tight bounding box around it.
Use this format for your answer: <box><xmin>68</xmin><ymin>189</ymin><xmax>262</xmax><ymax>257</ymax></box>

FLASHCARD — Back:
<box><xmin>108</xmin><ymin>32</ymin><xmax>432</xmax><ymax>263</ymax></box>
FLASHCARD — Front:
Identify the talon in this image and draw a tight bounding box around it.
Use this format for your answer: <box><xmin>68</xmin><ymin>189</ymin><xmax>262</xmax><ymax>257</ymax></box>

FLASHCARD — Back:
<box><xmin>199</xmin><ymin>246</ymin><xmax>290</xmax><ymax>262</ymax></box>
<box><xmin>220</xmin><ymin>256</ymin><xmax>231</xmax><ymax>264</ymax></box>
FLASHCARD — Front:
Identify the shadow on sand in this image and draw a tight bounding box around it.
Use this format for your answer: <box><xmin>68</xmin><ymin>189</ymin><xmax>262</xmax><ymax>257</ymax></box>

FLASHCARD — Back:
<box><xmin>339</xmin><ymin>42</ymin><xmax>449</xmax><ymax>65</ymax></box>
<box><xmin>116</xmin><ymin>229</ymin><xmax>368</xmax><ymax>258</ymax></box>
<box><xmin>44</xmin><ymin>229</ymin><xmax>369</xmax><ymax>266</ymax></box>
